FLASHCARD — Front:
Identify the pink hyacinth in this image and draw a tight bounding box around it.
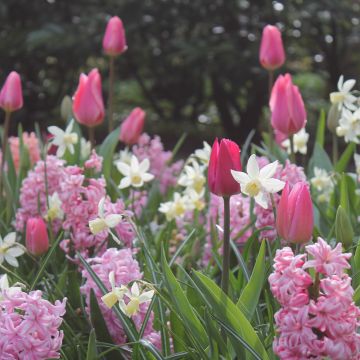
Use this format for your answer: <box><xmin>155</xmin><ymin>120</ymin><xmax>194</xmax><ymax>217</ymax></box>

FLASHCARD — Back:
<box><xmin>80</xmin><ymin>248</ymin><xmax>160</xmax><ymax>347</ymax></box>
<box><xmin>8</xmin><ymin>132</ymin><xmax>40</xmax><ymax>172</ymax></box>
<box><xmin>269</xmin><ymin>239</ymin><xmax>360</xmax><ymax>360</ymax></box>
<box><xmin>84</xmin><ymin>149</ymin><xmax>103</xmax><ymax>172</ymax></box>
<box><xmin>132</xmin><ymin>133</ymin><xmax>184</xmax><ymax>194</ymax></box>
<box><xmin>0</xmin><ymin>288</ymin><xmax>66</xmax><ymax>359</ymax></box>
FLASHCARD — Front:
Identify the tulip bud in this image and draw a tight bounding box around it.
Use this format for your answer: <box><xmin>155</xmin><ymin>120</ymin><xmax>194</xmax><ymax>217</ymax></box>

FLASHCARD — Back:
<box><xmin>119</xmin><ymin>107</ymin><xmax>145</xmax><ymax>145</ymax></box>
<box><xmin>102</xmin><ymin>16</ymin><xmax>127</xmax><ymax>57</ymax></box>
<box><xmin>0</xmin><ymin>71</ymin><xmax>23</xmax><ymax>113</ymax></box>
<box><xmin>60</xmin><ymin>95</ymin><xmax>73</xmax><ymax>122</ymax></box>
<box><xmin>26</xmin><ymin>217</ymin><xmax>49</xmax><ymax>256</ymax></box>
<box><xmin>327</xmin><ymin>103</ymin><xmax>341</xmax><ymax>134</ymax></box>
<box><xmin>270</xmin><ymin>74</ymin><xmax>306</xmax><ymax>136</ymax></box>
<box><xmin>335</xmin><ymin>206</ymin><xmax>353</xmax><ymax>249</ymax></box>
<box><xmin>208</xmin><ymin>138</ymin><xmax>242</xmax><ymax>197</ymax></box>
<box><xmin>72</xmin><ymin>68</ymin><xmax>105</xmax><ymax>127</ymax></box>
<box><xmin>259</xmin><ymin>25</ymin><xmax>285</xmax><ymax>71</ymax></box>
<box><xmin>276</xmin><ymin>182</ymin><xmax>313</xmax><ymax>244</ymax></box>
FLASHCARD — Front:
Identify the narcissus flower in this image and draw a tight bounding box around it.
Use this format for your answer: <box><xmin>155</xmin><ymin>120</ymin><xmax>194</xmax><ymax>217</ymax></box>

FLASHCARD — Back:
<box><xmin>89</xmin><ymin>197</ymin><xmax>123</xmax><ymax>235</ymax></box>
<box><xmin>178</xmin><ymin>160</ymin><xmax>206</xmax><ymax>193</ymax></box>
<box><xmin>48</xmin><ymin>120</ymin><xmax>78</xmax><ymax>157</ymax></box>
<box><xmin>159</xmin><ymin>192</ymin><xmax>189</xmax><ymax>221</ymax></box>
<box><xmin>336</xmin><ymin>108</ymin><xmax>360</xmax><ymax>143</ymax></box>
<box><xmin>208</xmin><ymin>138</ymin><xmax>242</xmax><ymax>197</ymax></box>
<box><xmin>194</xmin><ymin>141</ymin><xmax>211</xmax><ymax>165</ymax></box>
<box><xmin>330</xmin><ymin>75</ymin><xmax>357</xmax><ymax>111</ymax></box>
<box><xmin>259</xmin><ymin>25</ymin><xmax>285</xmax><ymax>70</ymax></box>
<box><xmin>0</xmin><ymin>232</ymin><xmax>25</xmax><ymax>267</ymax></box>
<box><xmin>231</xmin><ymin>154</ymin><xmax>285</xmax><ymax>208</ymax></box>
<box><xmin>101</xmin><ymin>271</ymin><xmax>128</xmax><ymax>308</ymax></box>
<box><xmin>119</xmin><ymin>282</ymin><xmax>154</xmax><ymax>317</ymax></box>
<box><xmin>116</xmin><ymin>155</ymin><xmax>154</xmax><ymax>189</ymax></box>
<box><xmin>281</xmin><ymin>128</ymin><xmax>309</xmax><ymax>155</ymax></box>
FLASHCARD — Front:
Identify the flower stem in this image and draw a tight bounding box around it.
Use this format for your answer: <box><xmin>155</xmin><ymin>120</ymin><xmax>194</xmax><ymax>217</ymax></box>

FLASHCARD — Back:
<box><xmin>108</xmin><ymin>56</ymin><xmax>115</xmax><ymax>133</ymax></box>
<box><xmin>289</xmin><ymin>134</ymin><xmax>295</xmax><ymax>163</ymax></box>
<box><xmin>332</xmin><ymin>133</ymin><xmax>338</xmax><ymax>164</ymax></box>
<box><xmin>268</xmin><ymin>70</ymin><xmax>274</xmax><ymax>149</ymax></box>
<box><xmin>221</xmin><ymin>196</ymin><xmax>231</xmax><ymax>295</ymax></box>
<box><xmin>0</xmin><ymin>111</ymin><xmax>11</xmax><ymax>192</ymax></box>
<box><xmin>88</xmin><ymin>126</ymin><xmax>95</xmax><ymax>149</ymax></box>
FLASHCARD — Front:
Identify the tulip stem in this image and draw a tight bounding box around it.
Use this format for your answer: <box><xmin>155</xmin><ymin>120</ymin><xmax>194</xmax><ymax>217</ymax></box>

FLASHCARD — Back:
<box><xmin>289</xmin><ymin>135</ymin><xmax>295</xmax><ymax>163</ymax></box>
<box><xmin>108</xmin><ymin>56</ymin><xmax>115</xmax><ymax>133</ymax></box>
<box><xmin>268</xmin><ymin>70</ymin><xmax>274</xmax><ymax>149</ymax></box>
<box><xmin>0</xmin><ymin>111</ymin><xmax>11</xmax><ymax>192</ymax></box>
<box><xmin>221</xmin><ymin>196</ymin><xmax>231</xmax><ymax>295</ymax></box>
<box><xmin>88</xmin><ymin>126</ymin><xmax>95</xmax><ymax>149</ymax></box>
<box><xmin>332</xmin><ymin>133</ymin><xmax>338</xmax><ymax>164</ymax></box>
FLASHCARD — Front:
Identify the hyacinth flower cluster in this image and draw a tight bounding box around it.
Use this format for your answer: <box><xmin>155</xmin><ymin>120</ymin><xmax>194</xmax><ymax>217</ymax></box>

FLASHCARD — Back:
<box><xmin>81</xmin><ymin>248</ymin><xmax>161</xmax><ymax>347</ymax></box>
<box><xmin>269</xmin><ymin>238</ymin><xmax>360</xmax><ymax>360</ymax></box>
<box><xmin>0</xmin><ymin>275</ymin><xmax>66</xmax><ymax>360</ymax></box>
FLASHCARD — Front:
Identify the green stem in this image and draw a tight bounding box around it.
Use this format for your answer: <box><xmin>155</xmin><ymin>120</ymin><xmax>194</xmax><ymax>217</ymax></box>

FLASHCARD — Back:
<box><xmin>268</xmin><ymin>70</ymin><xmax>274</xmax><ymax>149</ymax></box>
<box><xmin>221</xmin><ymin>196</ymin><xmax>231</xmax><ymax>295</ymax></box>
<box><xmin>289</xmin><ymin>134</ymin><xmax>296</xmax><ymax>163</ymax></box>
<box><xmin>108</xmin><ymin>56</ymin><xmax>115</xmax><ymax>133</ymax></box>
<box><xmin>0</xmin><ymin>111</ymin><xmax>11</xmax><ymax>192</ymax></box>
<box><xmin>332</xmin><ymin>133</ymin><xmax>338</xmax><ymax>164</ymax></box>
<box><xmin>88</xmin><ymin>126</ymin><xmax>95</xmax><ymax>149</ymax></box>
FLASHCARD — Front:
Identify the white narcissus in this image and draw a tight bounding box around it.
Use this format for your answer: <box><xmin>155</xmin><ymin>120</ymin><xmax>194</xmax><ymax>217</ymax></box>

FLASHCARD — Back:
<box><xmin>48</xmin><ymin>119</ymin><xmax>79</xmax><ymax>158</ymax></box>
<box><xmin>119</xmin><ymin>282</ymin><xmax>154</xmax><ymax>317</ymax></box>
<box><xmin>231</xmin><ymin>154</ymin><xmax>285</xmax><ymax>209</ymax></box>
<box><xmin>101</xmin><ymin>271</ymin><xmax>128</xmax><ymax>309</ymax></box>
<box><xmin>194</xmin><ymin>141</ymin><xmax>211</xmax><ymax>165</ymax></box>
<box><xmin>89</xmin><ymin>197</ymin><xmax>123</xmax><ymax>235</ymax></box>
<box><xmin>116</xmin><ymin>155</ymin><xmax>154</xmax><ymax>189</ymax></box>
<box><xmin>336</xmin><ymin>108</ymin><xmax>360</xmax><ymax>144</ymax></box>
<box><xmin>330</xmin><ymin>75</ymin><xmax>357</xmax><ymax>111</ymax></box>
<box><xmin>46</xmin><ymin>192</ymin><xmax>64</xmax><ymax>221</ymax></box>
<box><xmin>0</xmin><ymin>232</ymin><xmax>25</xmax><ymax>267</ymax></box>
<box><xmin>282</xmin><ymin>128</ymin><xmax>309</xmax><ymax>155</ymax></box>
<box><xmin>178</xmin><ymin>160</ymin><xmax>206</xmax><ymax>193</ymax></box>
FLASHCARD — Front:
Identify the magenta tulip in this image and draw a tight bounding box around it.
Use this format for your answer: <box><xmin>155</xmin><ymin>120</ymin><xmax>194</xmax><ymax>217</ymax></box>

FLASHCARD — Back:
<box><xmin>119</xmin><ymin>107</ymin><xmax>145</xmax><ymax>145</ymax></box>
<box><xmin>208</xmin><ymin>138</ymin><xmax>242</xmax><ymax>197</ymax></box>
<box><xmin>276</xmin><ymin>182</ymin><xmax>313</xmax><ymax>244</ymax></box>
<box><xmin>73</xmin><ymin>68</ymin><xmax>105</xmax><ymax>127</ymax></box>
<box><xmin>0</xmin><ymin>71</ymin><xmax>23</xmax><ymax>113</ymax></box>
<box><xmin>103</xmin><ymin>16</ymin><xmax>127</xmax><ymax>57</ymax></box>
<box><xmin>259</xmin><ymin>25</ymin><xmax>285</xmax><ymax>70</ymax></box>
<box><xmin>270</xmin><ymin>73</ymin><xmax>306</xmax><ymax>136</ymax></box>
<box><xmin>26</xmin><ymin>217</ymin><xmax>49</xmax><ymax>256</ymax></box>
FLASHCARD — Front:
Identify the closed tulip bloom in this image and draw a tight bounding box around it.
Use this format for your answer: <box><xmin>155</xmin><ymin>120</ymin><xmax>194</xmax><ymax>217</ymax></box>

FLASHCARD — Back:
<box><xmin>103</xmin><ymin>16</ymin><xmax>127</xmax><ymax>56</ymax></box>
<box><xmin>270</xmin><ymin>74</ymin><xmax>306</xmax><ymax>136</ymax></box>
<box><xmin>208</xmin><ymin>138</ymin><xmax>241</xmax><ymax>197</ymax></box>
<box><xmin>26</xmin><ymin>217</ymin><xmax>49</xmax><ymax>256</ymax></box>
<box><xmin>72</xmin><ymin>68</ymin><xmax>105</xmax><ymax>127</ymax></box>
<box><xmin>119</xmin><ymin>107</ymin><xmax>146</xmax><ymax>145</ymax></box>
<box><xmin>0</xmin><ymin>71</ymin><xmax>23</xmax><ymax>113</ymax></box>
<box><xmin>259</xmin><ymin>25</ymin><xmax>285</xmax><ymax>70</ymax></box>
<box><xmin>276</xmin><ymin>182</ymin><xmax>313</xmax><ymax>244</ymax></box>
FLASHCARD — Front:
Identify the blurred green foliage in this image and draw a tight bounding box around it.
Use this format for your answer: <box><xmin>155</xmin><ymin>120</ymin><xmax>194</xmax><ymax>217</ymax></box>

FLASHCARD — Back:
<box><xmin>0</xmin><ymin>0</ymin><xmax>359</xmax><ymax>149</ymax></box>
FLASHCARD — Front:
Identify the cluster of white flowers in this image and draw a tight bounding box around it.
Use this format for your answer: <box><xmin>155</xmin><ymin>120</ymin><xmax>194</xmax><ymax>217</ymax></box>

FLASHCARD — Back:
<box><xmin>310</xmin><ymin>167</ymin><xmax>334</xmax><ymax>203</ymax></box>
<box><xmin>331</xmin><ymin>76</ymin><xmax>360</xmax><ymax>143</ymax></box>
<box><xmin>102</xmin><ymin>271</ymin><xmax>154</xmax><ymax>317</ymax></box>
<box><xmin>281</xmin><ymin>128</ymin><xmax>309</xmax><ymax>155</ymax></box>
<box><xmin>159</xmin><ymin>142</ymin><xmax>210</xmax><ymax>221</ymax></box>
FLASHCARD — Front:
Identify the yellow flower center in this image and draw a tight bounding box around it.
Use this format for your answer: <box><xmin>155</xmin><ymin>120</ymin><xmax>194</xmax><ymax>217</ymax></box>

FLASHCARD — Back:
<box><xmin>63</xmin><ymin>133</ymin><xmax>78</xmax><ymax>145</ymax></box>
<box><xmin>174</xmin><ymin>202</ymin><xmax>185</xmax><ymax>217</ymax></box>
<box><xmin>89</xmin><ymin>218</ymin><xmax>108</xmax><ymax>235</ymax></box>
<box><xmin>330</xmin><ymin>92</ymin><xmax>344</xmax><ymax>104</ymax></box>
<box><xmin>245</xmin><ymin>179</ymin><xmax>261</xmax><ymax>197</ymax></box>
<box><xmin>126</xmin><ymin>298</ymin><xmax>140</xmax><ymax>316</ymax></box>
<box><xmin>131</xmin><ymin>174</ymin><xmax>142</xmax><ymax>186</ymax></box>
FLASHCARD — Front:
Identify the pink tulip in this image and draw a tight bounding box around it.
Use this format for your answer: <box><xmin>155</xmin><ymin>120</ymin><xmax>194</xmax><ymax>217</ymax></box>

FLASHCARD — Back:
<box><xmin>276</xmin><ymin>182</ymin><xmax>313</xmax><ymax>244</ymax></box>
<box><xmin>102</xmin><ymin>16</ymin><xmax>127</xmax><ymax>56</ymax></box>
<box><xmin>270</xmin><ymin>74</ymin><xmax>306</xmax><ymax>136</ymax></box>
<box><xmin>259</xmin><ymin>25</ymin><xmax>285</xmax><ymax>70</ymax></box>
<box><xmin>0</xmin><ymin>71</ymin><xmax>23</xmax><ymax>113</ymax></box>
<box><xmin>208</xmin><ymin>138</ymin><xmax>242</xmax><ymax>197</ymax></box>
<box><xmin>26</xmin><ymin>217</ymin><xmax>49</xmax><ymax>256</ymax></box>
<box><xmin>119</xmin><ymin>107</ymin><xmax>145</xmax><ymax>145</ymax></box>
<box><xmin>72</xmin><ymin>68</ymin><xmax>105</xmax><ymax>127</ymax></box>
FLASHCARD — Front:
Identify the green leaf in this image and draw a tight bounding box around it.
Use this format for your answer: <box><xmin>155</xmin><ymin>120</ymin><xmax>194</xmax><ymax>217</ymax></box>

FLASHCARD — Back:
<box><xmin>160</xmin><ymin>248</ymin><xmax>209</xmax><ymax>350</ymax></box>
<box><xmin>315</xmin><ymin>109</ymin><xmax>326</xmax><ymax>147</ymax></box>
<box><xmin>86</xmin><ymin>329</ymin><xmax>98</xmax><ymax>360</ymax></box>
<box><xmin>192</xmin><ymin>271</ymin><xmax>269</xmax><ymax>360</ymax></box>
<box><xmin>334</xmin><ymin>142</ymin><xmax>356</xmax><ymax>173</ymax></box>
<box><xmin>339</xmin><ymin>174</ymin><xmax>350</xmax><ymax>214</ymax></box>
<box><xmin>98</xmin><ymin>127</ymin><xmax>120</xmax><ymax>180</ymax></box>
<box><xmin>354</xmin><ymin>284</ymin><xmax>360</xmax><ymax>305</ymax></box>
<box><xmin>308</xmin><ymin>143</ymin><xmax>333</xmax><ymax>177</ymax></box>
<box><xmin>139</xmin><ymin>339</ymin><xmax>165</xmax><ymax>360</ymax></box>
<box><xmin>237</xmin><ymin>241</ymin><xmax>265</xmax><ymax>321</ymax></box>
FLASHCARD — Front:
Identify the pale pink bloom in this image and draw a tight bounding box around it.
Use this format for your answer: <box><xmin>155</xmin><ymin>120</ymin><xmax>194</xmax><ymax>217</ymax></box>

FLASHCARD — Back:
<box><xmin>84</xmin><ymin>150</ymin><xmax>103</xmax><ymax>172</ymax></box>
<box><xmin>81</xmin><ymin>248</ymin><xmax>160</xmax><ymax>348</ymax></box>
<box><xmin>119</xmin><ymin>107</ymin><xmax>146</xmax><ymax>145</ymax></box>
<box><xmin>73</xmin><ymin>68</ymin><xmax>105</xmax><ymax>127</ymax></box>
<box><xmin>320</xmin><ymin>275</ymin><xmax>354</xmax><ymax>307</ymax></box>
<box><xmin>0</xmin><ymin>71</ymin><xmax>23</xmax><ymax>113</ymax></box>
<box><xmin>304</xmin><ymin>237</ymin><xmax>351</xmax><ymax>276</ymax></box>
<box><xmin>270</xmin><ymin>73</ymin><xmax>306</xmax><ymax>136</ymax></box>
<box><xmin>259</xmin><ymin>25</ymin><xmax>285</xmax><ymax>70</ymax></box>
<box><xmin>102</xmin><ymin>16</ymin><xmax>127</xmax><ymax>56</ymax></box>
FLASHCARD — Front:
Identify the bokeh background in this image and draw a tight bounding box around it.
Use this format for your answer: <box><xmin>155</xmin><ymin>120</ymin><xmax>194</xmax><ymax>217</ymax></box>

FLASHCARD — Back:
<box><xmin>1</xmin><ymin>0</ymin><xmax>359</xmax><ymax>152</ymax></box>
